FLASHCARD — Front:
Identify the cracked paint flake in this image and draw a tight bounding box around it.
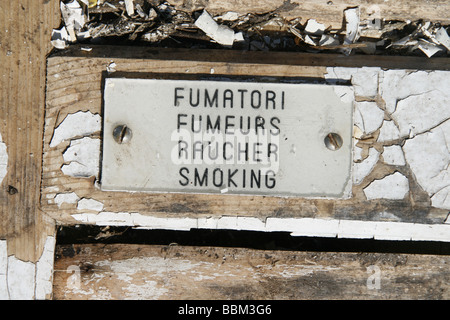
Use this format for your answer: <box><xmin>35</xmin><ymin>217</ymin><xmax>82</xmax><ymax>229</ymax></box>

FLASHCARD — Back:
<box><xmin>382</xmin><ymin>145</ymin><xmax>406</xmax><ymax>166</ymax></box>
<box><xmin>353</xmin><ymin>144</ymin><xmax>363</xmax><ymax>162</ymax></box>
<box><xmin>325</xmin><ymin>67</ymin><xmax>358</xmax><ymax>81</ymax></box>
<box><xmin>61</xmin><ymin>137</ymin><xmax>100</xmax><ymax>178</ymax></box>
<box><xmin>351</xmin><ymin>67</ymin><xmax>380</xmax><ymax>97</ymax></box>
<box><xmin>392</xmin><ymin>90</ymin><xmax>450</xmax><ymax>138</ymax></box>
<box><xmin>377</xmin><ymin>120</ymin><xmax>401</xmax><ymax>143</ymax></box>
<box><xmin>77</xmin><ymin>198</ymin><xmax>104</xmax><ymax>212</ymax></box>
<box><xmin>0</xmin><ymin>241</ymin><xmax>7</xmax><ymax>299</ymax></box>
<box><xmin>0</xmin><ymin>133</ymin><xmax>7</xmax><ymax>186</ymax></box>
<box><xmin>69</xmin><ymin>212</ymin><xmax>450</xmax><ymax>241</ymax></box>
<box><xmin>54</xmin><ymin>192</ymin><xmax>80</xmax><ymax>208</ymax></box>
<box><xmin>7</xmin><ymin>256</ymin><xmax>36</xmax><ymax>300</ymax></box>
<box><xmin>380</xmin><ymin>70</ymin><xmax>450</xmax><ymax>114</ymax></box>
<box><xmin>50</xmin><ymin>111</ymin><xmax>101</xmax><ymax>147</ymax></box>
<box><xmin>35</xmin><ymin>236</ymin><xmax>56</xmax><ymax>300</ymax></box>
<box><xmin>363</xmin><ymin>172</ymin><xmax>409</xmax><ymax>200</ymax></box>
<box><xmin>431</xmin><ymin>186</ymin><xmax>450</xmax><ymax>211</ymax></box>
<box><xmin>403</xmin><ymin>119</ymin><xmax>450</xmax><ymax>209</ymax></box>
<box><xmin>353</xmin><ymin>147</ymin><xmax>380</xmax><ymax>185</ymax></box>
<box><xmin>354</xmin><ymin>101</ymin><xmax>385</xmax><ymax>134</ymax></box>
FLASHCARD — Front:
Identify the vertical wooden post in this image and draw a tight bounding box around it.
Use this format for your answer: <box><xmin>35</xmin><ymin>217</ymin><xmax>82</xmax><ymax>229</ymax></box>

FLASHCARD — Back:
<box><xmin>0</xmin><ymin>0</ymin><xmax>60</xmax><ymax>263</ymax></box>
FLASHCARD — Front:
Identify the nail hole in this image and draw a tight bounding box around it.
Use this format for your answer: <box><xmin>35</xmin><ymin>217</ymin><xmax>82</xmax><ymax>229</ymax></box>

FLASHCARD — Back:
<box><xmin>324</xmin><ymin>133</ymin><xmax>343</xmax><ymax>151</ymax></box>
<box><xmin>113</xmin><ymin>125</ymin><xmax>132</xmax><ymax>144</ymax></box>
<box><xmin>7</xmin><ymin>185</ymin><xmax>18</xmax><ymax>195</ymax></box>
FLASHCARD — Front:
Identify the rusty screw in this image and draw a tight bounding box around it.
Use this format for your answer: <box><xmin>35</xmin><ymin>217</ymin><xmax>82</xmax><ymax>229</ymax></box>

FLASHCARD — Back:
<box><xmin>113</xmin><ymin>125</ymin><xmax>132</xmax><ymax>144</ymax></box>
<box><xmin>324</xmin><ymin>133</ymin><xmax>343</xmax><ymax>151</ymax></box>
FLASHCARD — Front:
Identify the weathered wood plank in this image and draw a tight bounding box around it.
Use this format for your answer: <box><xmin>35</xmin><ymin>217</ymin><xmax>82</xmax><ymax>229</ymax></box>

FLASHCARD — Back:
<box><xmin>52</xmin><ymin>244</ymin><xmax>450</xmax><ymax>300</ymax></box>
<box><xmin>167</xmin><ymin>0</ymin><xmax>450</xmax><ymax>28</ymax></box>
<box><xmin>0</xmin><ymin>0</ymin><xmax>60</xmax><ymax>262</ymax></box>
<box><xmin>41</xmin><ymin>46</ymin><xmax>450</xmax><ymax>231</ymax></box>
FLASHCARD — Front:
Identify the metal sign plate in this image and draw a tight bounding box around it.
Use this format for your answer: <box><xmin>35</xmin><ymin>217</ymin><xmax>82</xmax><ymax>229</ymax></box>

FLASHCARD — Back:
<box><xmin>102</xmin><ymin>78</ymin><xmax>353</xmax><ymax>198</ymax></box>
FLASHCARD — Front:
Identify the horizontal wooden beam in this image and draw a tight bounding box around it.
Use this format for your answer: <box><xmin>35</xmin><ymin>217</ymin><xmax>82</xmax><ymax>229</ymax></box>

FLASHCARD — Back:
<box><xmin>166</xmin><ymin>0</ymin><xmax>450</xmax><ymax>28</ymax></box>
<box><xmin>53</xmin><ymin>244</ymin><xmax>450</xmax><ymax>299</ymax></box>
<box><xmin>54</xmin><ymin>45</ymin><xmax>450</xmax><ymax>71</ymax></box>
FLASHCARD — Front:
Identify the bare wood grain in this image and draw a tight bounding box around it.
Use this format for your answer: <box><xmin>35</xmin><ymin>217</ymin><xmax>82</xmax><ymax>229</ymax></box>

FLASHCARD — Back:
<box><xmin>41</xmin><ymin>46</ymin><xmax>450</xmax><ymax>227</ymax></box>
<box><xmin>167</xmin><ymin>0</ymin><xmax>450</xmax><ymax>28</ymax></box>
<box><xmin>0</xmin><ymin>0</ymin><xmax>60</xmax><ymax>261</ymax></box>
<box><xmin>53</xmin><ymin>244</ymin><xmax>450</xmax><ymax>300</ymax></box>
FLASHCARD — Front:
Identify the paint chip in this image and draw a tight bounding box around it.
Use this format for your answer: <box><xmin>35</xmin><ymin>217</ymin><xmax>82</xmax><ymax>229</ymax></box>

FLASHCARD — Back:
<box><xmin>354</xmin><ymin>101</ymin><xmax>384</xmax><ymax>134</ymax></box>
<box><xmin>435</xmin><ymin>27</ymin><xmax>450</xmax><ymax>51</ymax></box>
<box><xmin>431</xmin><ymin>186</ymin><xmax>450</xmax><ymax>210</ymax></box>
<box><xmin>77</xmin><ymin>198</ymin><xmax>104</xmax><ymax>212</ymax></box>
<box><xmin>107</xmin><ymin>61</ymin><xmax>117</xmax><ymax>73</ymax></box>
<box><xmin>0</xmin><ymin>241</ymin><xmax>7</xmax><ymax>299</ymax></box>
<box><xmin>342</xmin><ymin>7</ymin><xmax>360</xmax><ymax>55</ymax></box>
<box><xmin>363</xmin><ymin>172</ymin><xmax>409</xmax><ymax>200</ymax></box>
<box><xmin>195</xmin><ymin>10</ymin><xmax>244</xmax><ymax>46</ymax></box>
<box><xmin>124</xmin><ymin>0</ymin><xmax>134</xmax><ymax>16</ymax></box>
<box><xmin>382</xmin><ymin>145</ymin><xmax>406</xmax><ymax>166</ymax></box>
<box><xmin>54</xmin><ymin>192</ymin><xmax>80</xmax><ymax>208</ymax></box>
<box><xmin>380</xmin><ymin>70</ymin><xmax>450</xmax><ymax>114</ymax></box>
<box><xmin>0</xmin><ymin>133</ymin><xmax>7</xmax><ymax>186</ymax></box>
<box><xmin>50</xmin><ymin>111</ymin><xmax>101</xmax><ymax>147</ymax></box>
<box><xmin>377</xmin><ymin>120</ymin><xmax>401</xmax><ymax>143</ymax></box>
<box><xmin>7</xmin><ymin>256</ymin><xmax>36</xmax><ymax>300</ymax></box>
<box><xmin>50</xmin><ymin>27</ymin><xmax>70</xmax><ymax>49</ymax></box>
<box><xmin>353</xmin><ymin>147</ymin><xmax>379</xmax><ymax>185</ymax></box>
<box><xmin>392</xmin><ymin>89</ymin><xmax>450</xmax><ymax>138</ymax></box>
<box><xmin>403</xmin><ymin>119</ymin><xmax>450</xmax><ymax>199</ymax></box>
<box><xmin>351</xmin><ymin>67</ymin><xmax>380</xmax><ymax>97</ymax></box>
<box><xmin>304</xmin><ymin>19</ymin><xmax>326</xmax><ymax>36</ymax></box>
<box><xmin>60</xmin><ymin>0</ymin><xmax>86</xmax><ymax>42</ymax></box>
<box><xmin>35</xmin><ymin>236</ymin><xmax>56</xmax><ymax>300</ymax></box>
<box><xmin>417</xmin><ymin>39</ymin><xmax>443</xmax><ymax>58</ymax></box>
<box><xmin>62</xmin><ymin>137</ymin><xmax>100</xmax><ymax>178</ymax></box>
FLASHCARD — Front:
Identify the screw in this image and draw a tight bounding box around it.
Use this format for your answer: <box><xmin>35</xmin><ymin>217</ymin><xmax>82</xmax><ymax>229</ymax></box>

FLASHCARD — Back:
<box><xmin>112</xmin><ymin>125</ymin><xmax>132</xmax><ymax>144</ymax></box>
<box><xmin>324</xmin><ymin>133</ymin><xmax>343</xmax><ymax>151</ymax></box>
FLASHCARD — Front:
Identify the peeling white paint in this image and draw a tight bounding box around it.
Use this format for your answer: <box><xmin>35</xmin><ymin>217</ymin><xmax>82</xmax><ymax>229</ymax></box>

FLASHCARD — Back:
<box><xmin>61</xmin><ymin>137</ymin><xmax>100</xmax><ymax>178</ymax></box>
<box><xmin>0</xmin><ymin>133</ymin><xmax>7</xmax><ymax>186</ymax></box>
<box><xmin>325</xmin><ymin>67</ymin><xmax>358</xmax><ymax>81</ymax></box>
<box><xmin>382</xmin><ymin>145</ymin><xmax>406</xmax><ymax>166</ymax></box>
<box><xmin>35</xmin><ymin>236</ymin><xmax>56</xmax><ymax>300</ymax></box>
<box><xmin>7</xmin><ymin>256</ymin><xmax>36</xmax><ymax>300</ymax></box>
<box><xmin>380</xmin><ymin>70</ymin><xmax>450</xmax><ymax>114</ymax></box>
<box><xmin>354</xmin><ymin>101</ymin><xmax>385</xmax><ymax>134</ymax></box>
<box><xmin>54</xmin><ymin>192</ymin><xmax>80</xmax><ymax>208</ymax></box>
<box><xmin>431</xmin><ymin>186</ymin><xmax>450</xmax><ymax>210</ymax></box>
<box><xmin>0</xmin><ymin>241</ymin><xmax>6</xmax><ymax>274</ymax></box>
<box><xmin>50</xmin><ymin>111</ymin><xmax>101</xmax><ymax>147</ymax></box>
<box><xmin>70</xmin><ymin>212</ymin><xmax>450</xmax><ymax>242</ymax></box>
<box><xmin>377</xmin><ymin>120</ymin><xmax>401</xmax><ymax>143</ymax></box>
<box><xmin>351</xmin><ymin>67</ymin><xmax>380</xmax><ymax>97</ymax></box>
<box><xmin>304</xmin><ymin>19</ymin><xmax>326</xmax><ymax>36</ymax></box>
<box><xmin>342</xmin><ymin>7</ymin><xmax>360</xmax><ymax>55</ymax></box>
<box><xmin>77</xmin><ymin>198</ymin><xmax>104</xmax><ymax>212</ymax></box>
<box><xmin>194</xmin><ymin>10</ymin><xmax>244</xmax><ymax>46</ymax></box>
<box><xmin>392</xmin><ymin>90</ymin><xmax>450</xmax><ymax>138</ymax></box>
<box><xmin>0</xmin><ymin>240</ymin><xmax>8</xmax><ymax>300</ymax></box>
<box><xmin>403</xmin><ymin>119</ymin><xmax>450</xmax><ymax>206</ymax></box>
<box><xmin>353</xmin><ymin>144</ymin><xmax>363</xmax><ymax>162</ymax></box>
<box><xmin>363</xmin><ymin>172</ymin><xmax>409</xmax><ymax>200</ymax></box>
<box><xmin>353</xmin><ymin>147</ymin><xmax>380</xmax><ymax>185</ymax></box>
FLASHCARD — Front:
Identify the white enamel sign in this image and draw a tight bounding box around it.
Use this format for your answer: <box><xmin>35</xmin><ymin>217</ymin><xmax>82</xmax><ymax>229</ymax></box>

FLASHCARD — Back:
<box><xmin>101</xmin><ymin>78</ymin><xmax>353</xmax><ymax>198</ymax></box>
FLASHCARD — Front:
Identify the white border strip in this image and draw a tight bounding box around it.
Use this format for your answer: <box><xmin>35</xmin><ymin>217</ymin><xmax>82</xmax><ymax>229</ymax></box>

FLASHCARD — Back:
<box><xmin>71</xmin><ymin>213</ymin><xmax>450</xmax><ymax>242</ymax></box>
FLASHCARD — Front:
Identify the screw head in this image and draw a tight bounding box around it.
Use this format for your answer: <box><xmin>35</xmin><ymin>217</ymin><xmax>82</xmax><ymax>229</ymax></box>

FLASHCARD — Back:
<box><xmin>324</xmin><ymin>133</ymin><xmax>343</xmax><ymax>151</ymax></box>
<box><xmin>112</xmin><ymin>125</ymin><xmax>132</xmax><ymax>144</ymax></box>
